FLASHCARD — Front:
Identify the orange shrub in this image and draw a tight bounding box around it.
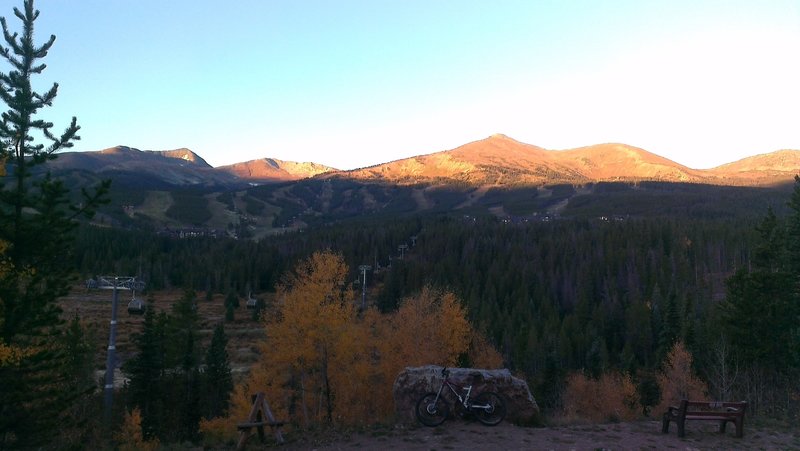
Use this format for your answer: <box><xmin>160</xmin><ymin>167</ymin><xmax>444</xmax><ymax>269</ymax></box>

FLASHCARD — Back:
<box><xmin>115</xmin><ymin>408</ymin><xmax>159</xmax><ymax>451</ymax></box>
<box><xmin>199</xmin><ymin>416</ymin><xmax>238</xmax><ymax>448</ymax></box>
<box><xmin>562</xmin><ymin>371</ymin><xmax>640</xmax><ymax>423</ymax></box>
<box><xmin>654</xmin><ymin>341</ymin><xmax>708</xmax><ymax>414</ymax></box>
<box><xmin>467</xmin><ymin>331</ymin><xmax>504</xmax><ymax>369</ymax></box>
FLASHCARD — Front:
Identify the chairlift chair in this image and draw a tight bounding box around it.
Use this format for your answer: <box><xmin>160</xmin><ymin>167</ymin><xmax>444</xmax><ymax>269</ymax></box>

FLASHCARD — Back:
<box><xmin>246</xmin><ymin>293</ymin><xmax>258</xmax><ymax>310</ymax></box>
<box><xmin>127</xmin><ymin>292</ymin><xmax>146</xmax><ymax>315</ymax></box>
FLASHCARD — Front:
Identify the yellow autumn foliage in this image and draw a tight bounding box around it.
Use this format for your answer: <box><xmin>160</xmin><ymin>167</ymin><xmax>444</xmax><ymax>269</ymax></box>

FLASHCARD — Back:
<box><xmin>0</xmin><ymin>341</ymin><xmax>35</xmax><ymax>366</ymax></box>
<box><xmin>230</xmin><ymin>251</ymin><xmax>357</xmax><ymax>428</ymax></box>
<box><xmin>115</xmin><ymin>408</ymin><xmax>159</xmax><ymax>451</ymax></box>
<box><xmin>218</xmin><ymin>250</ymin><xmax>503</xmax><ymax>436</ymax></box>
<box><xmin>384</xmin><ymin>286</ymin><xmax>471</xmax><ymax>369</ymax></box>
<box><xmin>655</xmin><ymin>341</ymin><xmax>709</xmax><ymax>413</ymax></box>
<box><xmin>562</xmin><ymin>371</ymin><xmax>640</xmax><ymax>422</ymax></box>
<box><xmin>467</xmin><ymin>332</ymin><xmax>504</xmax><ymax>369</ymax></box>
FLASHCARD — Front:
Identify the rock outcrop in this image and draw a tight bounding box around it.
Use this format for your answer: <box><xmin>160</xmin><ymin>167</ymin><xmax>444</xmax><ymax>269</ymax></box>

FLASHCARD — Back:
<box><xmin>393</xmin><ymin>365</ymin><xmax>540</xmax><ymax>425</ymax></box>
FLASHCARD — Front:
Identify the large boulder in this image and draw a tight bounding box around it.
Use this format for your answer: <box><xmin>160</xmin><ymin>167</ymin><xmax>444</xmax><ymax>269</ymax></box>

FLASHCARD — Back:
<box><xmin>393</xmin><ymin>365</ymin><xmax>540</xmax><ymax>425</ymax></box>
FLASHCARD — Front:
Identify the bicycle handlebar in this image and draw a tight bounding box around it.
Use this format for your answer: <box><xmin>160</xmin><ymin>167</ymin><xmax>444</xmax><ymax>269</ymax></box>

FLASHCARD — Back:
<box><xmin>441</xmin><ymin>366</ymin><xmax>450</xmax><ymax>377</ymax></box>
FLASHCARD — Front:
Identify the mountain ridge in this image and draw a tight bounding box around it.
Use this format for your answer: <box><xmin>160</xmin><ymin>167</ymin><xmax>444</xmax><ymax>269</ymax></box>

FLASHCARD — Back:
<box><xmin>216</xmin><ymin>158</ymin><xmax>336</xmax><ymax>183</ymax></box>
<box><xmin>36</xmin><ymin>135</ymin><xmax>800</xmax><ymax>237</ymax></box>
<box><xmin>51</xmin><ymin>135</ymin><xmax>800</xmax><ymax>189</ymax></box>
<box><xmin>328</xmin><ymin>135</ymin><xmax>797</xmax><ymax>187</ymax></box>
<box><xmin>49</xmin><ymin>145</ymin><xmax>237</xmax><ymax>187</ymax></box>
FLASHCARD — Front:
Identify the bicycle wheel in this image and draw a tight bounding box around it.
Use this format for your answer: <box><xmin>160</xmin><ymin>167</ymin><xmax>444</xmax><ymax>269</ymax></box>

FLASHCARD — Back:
<box><xmin>415</xmin><ymin>392</ymin><xmax>449</xmax><ymax>427</ymax></box>
<box><xmin>473</xmin><ymin>392</ymin><xmax>506</xmax><ymax>426</ymax></box>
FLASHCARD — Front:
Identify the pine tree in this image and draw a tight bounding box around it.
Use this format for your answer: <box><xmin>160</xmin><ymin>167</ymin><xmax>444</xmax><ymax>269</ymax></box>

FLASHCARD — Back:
<box><xmin>786</xmin><ymin>175</ymin><xmax>800</xmax><ymax>277</ymax></box>
<box><xmin>225</xmin><ymin>291</ymin><xmax>239</xmax><ymax>322</ymax></box>
<box><xmin>179</xmin><ymin>347</ymin><xmax>201</xmax><ymax>442</ymax></box>
<box><xmin>753</xmin><ymin>206</ymin><xmax>784</xmax><ymax>272</ymax></box>
<box><xmin>124</xmin><ymin>300</ymin><xmax>167</xmax><ymax>439</ymax></box>
<box><xmin>0</xmin><ymin>1</ymin><xmax>108</xmax><ymax>447</ymax></box>
<box><xmin>173</xmin><ymin>289</ymin><xmax>201</xmax><ymax>442</ymax></box>
<box><xmin>203</xmin><ymin>322</ymin><xmax>233</xmax><ymax>419</ymax></box>
<box><xmin>657</xmin><ymin>293</ymin><xmax>680</xmax><ymax>360</ymax></box>
<box><xmin>722</xmin><ymin>189</ymin><xmax>800</xmax><ymax>372</ymax></box>
<box><xmin>63</xmin><ymin>314</ymin><xmax>96</xmax><ymax>392</ymax></box>
<box><xmin>59</xmin><ymin>314</ymin><xmax>100</xmax><ymax>445</ymax></box>
<box><xmin>225</xmin><ymin>290</ymin><xmax>240</xmax><ymax>309</ymax></box>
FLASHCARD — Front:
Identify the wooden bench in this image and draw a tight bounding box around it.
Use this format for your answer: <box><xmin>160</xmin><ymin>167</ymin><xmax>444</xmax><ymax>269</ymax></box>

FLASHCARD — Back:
<box><xmin>236</xmin><ymin>392</ymin><xmax>285</xmax><ymax>450</ymax></box>
<box><xmin>662</xmin><ymin>400</ymin><xmax>747</xmax><ymax>438</ymax></box>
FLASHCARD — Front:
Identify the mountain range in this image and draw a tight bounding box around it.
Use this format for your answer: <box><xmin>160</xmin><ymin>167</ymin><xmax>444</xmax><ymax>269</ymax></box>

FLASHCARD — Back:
<box><xmin>33</xmin><ymin>135</ymin><xmax>800</xmax><ymax>236</ymax></box>
<box><xmin>50</xmin><ymin>135</ymin><xmax>800</xmax><ymax>188</ymax></box>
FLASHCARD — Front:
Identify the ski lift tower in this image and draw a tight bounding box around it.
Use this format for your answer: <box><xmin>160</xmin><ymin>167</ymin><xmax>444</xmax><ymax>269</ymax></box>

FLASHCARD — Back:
<box><xmin>398</xmin><ymin>244</ymin><xmax>408</xmax><ymax>260</ymax></box>
<box><xmin>358</xmin><ymin>265</ymin><xmax>371</xmax><ymax>310</ymax></box>
<box><xmin>95</xmin><ymin>276</ymin><xmax>145</xmax><ymax>424</ymax></box>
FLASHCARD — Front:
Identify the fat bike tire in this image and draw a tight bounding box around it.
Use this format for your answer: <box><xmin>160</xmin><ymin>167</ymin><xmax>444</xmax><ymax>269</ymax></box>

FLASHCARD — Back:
<box><xmin>415</xmin><ymin>392</ymin><xmax>449</xmax><ymax>427</ymax></box>
<box><xmin>474</xmin><ymin>392</ymin><xmax>506</xmax><ymax>426</ymax></box>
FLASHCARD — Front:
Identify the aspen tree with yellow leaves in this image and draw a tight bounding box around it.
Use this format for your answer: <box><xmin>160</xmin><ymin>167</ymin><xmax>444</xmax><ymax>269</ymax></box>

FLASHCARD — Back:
<box><xmin>655</xmin><ymin>341</ymin><xmax>708</xmax><ymax>414</ymax></box>
<box><xmin>367</xmin><ymin>286</ymin><xmax>503</xmax><ymax>418</ymax></box>
<box><xmin>235</xmin><ymin>251</ymin><xmax>356</xmax><ymax>426</ymax></box>
<box><xmin>220</xmin><ymin>250</ymin><xmax>503</xmax><ymax>435</ymax></box>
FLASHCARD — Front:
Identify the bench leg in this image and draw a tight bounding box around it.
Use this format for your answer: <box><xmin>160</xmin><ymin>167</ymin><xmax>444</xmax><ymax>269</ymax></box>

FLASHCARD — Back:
<box><xmin>677</xmin><ymin>419</ymin><xmax>685</xmax><ymax>438</ymax></box>
<box><xmin>735</xmin><ymin>418</ymin><xmax>744</xmax><ymax>438</ymax></box>
<box><xmin>662</xmin><ymin>414</ymin><xmax>671</xmax><ymax>433</ymax></box>
<box><xmin>719</xmin><ymin>419</ymin><xmax>727</xmax><ymax>434</ymax></box>
<box><xmin>256</xmin><ymin>412</ymin><xmax>265</xmax><ymax>442</ymax></box>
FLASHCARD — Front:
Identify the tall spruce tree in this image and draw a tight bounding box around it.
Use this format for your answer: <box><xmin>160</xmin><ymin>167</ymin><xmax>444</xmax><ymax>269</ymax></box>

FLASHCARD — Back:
<box><xmin>0</xmin><ymin>1</ymin><xmax>108</xmax><ymax>447</ymax></box>
<box><xmin>174</xmin><ymin>288</ymin><xmax>201</xmax><ymax>442</ymax></box>
<box><xmin>722</xmin><ymin>182</ymin><xmax>800</xmax><ymax>372</ymax></box>
<box><xmin>787</xmin><ymin>175</ymin><xmax>800</xmax><ymax>278</ymax></box>
<box><xmin>203</xmin><ymin>322</ymin><xmax>233</xmax><ymax>419</ymax></box>
<box><xmin>124</xmin><ymin>299</ymin><xmax>167</xmax><ymax>439</ymax></box>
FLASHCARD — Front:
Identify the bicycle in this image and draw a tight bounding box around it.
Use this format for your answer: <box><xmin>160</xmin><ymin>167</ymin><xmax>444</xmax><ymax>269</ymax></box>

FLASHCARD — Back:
<box><xmin>415</xmin><ymin>367</ymin><xmax>506</xmax><ymax>427</ymax></box>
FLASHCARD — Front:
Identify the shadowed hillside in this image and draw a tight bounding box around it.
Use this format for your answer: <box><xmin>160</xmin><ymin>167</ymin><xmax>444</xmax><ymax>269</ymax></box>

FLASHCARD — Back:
<box><xmin>27</xmin><ymin>136</ymin><xmax>800</xmax><ymax>235</ymax></box>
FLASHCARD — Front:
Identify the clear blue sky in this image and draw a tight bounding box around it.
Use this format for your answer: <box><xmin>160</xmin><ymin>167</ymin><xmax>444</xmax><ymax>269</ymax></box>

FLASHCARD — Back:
<box><xmin>13</xmin><ymin>0</ymin><xmax>800</xmax><ymax>169</ymax></box>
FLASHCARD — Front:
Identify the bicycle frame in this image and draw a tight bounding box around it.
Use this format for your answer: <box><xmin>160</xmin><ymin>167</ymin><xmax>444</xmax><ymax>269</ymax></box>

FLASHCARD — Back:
<box><xmin>433</xmin><ymin>374</ymin><xmax>473</xmax><ymax>408</ymax></box>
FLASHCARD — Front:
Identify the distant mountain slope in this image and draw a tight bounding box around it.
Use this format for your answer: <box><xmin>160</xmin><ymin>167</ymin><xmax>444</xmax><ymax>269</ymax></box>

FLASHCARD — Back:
<box><xmin>71</xmin><ymin>145</ymin><xmax>212</xmax><ymax>168</ymax></box>
<box><xmin>217</xmin><ymin>158</ymin><xmax>336</xmax><ymax>183</ymax></box>
<box><xmin>44</xmin><ymin>137</ymin><xmax>800</xmax><ymax>189</ymax></box>
<box><xmin>554</xmin><ymin>143</ymin><xmax>708</xmax><ymax>182</ymax></box>
<box><xmin>153</xmin><ymin>148</ymin><xmax>211</xmax><ymax>166</ymax></box>
<box><xmin>49</xmin><ymin>146</ymin><xmax>239</xmax><ymax>188</ymax></box>
<box><xmin>707</xmin><ymin>149</ymin><xmax>800</xmax><ymax>184</ymax></box>
<box><xmin>34</xmin><ymin>137</ymin><xmax>800</xmax><ymax>235</ymax></box>
<box><xmin>338</xmin><ymin>134</ymin><xmax>711</xmax><ymax>185</ymax></box>
<box><xmin>340</xmin><ymin>134</ymin><xmax>575</xmax><ymax>185</ymax></box>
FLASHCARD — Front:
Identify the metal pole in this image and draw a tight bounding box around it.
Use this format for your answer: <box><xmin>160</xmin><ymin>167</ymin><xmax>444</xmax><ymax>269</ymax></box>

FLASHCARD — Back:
<box><xmin>358</xmin><ymin>265</ymin><xmax>371</xmax><ymax>310</ymax></box>
<box><xmin>92</xmin><ymin>275</ymin><xmax>140</xmax><ymax>429</ymax></box>
<box><xmin>361</xmin><ymin>268</ymin><xmax>367</xmax><ymax>310</ymax></box>
<box><xmin>103</xmin><ymin>278</ymin><xmax>119</xmax><ymax>424</ymax></box>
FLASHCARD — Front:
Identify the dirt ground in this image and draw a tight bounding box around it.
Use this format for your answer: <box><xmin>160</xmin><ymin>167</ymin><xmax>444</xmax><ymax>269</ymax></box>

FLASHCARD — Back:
<box><xmin>274</xmin><ymin>419</ymin><xmax>800</xmax><ymax>451</ymax></box>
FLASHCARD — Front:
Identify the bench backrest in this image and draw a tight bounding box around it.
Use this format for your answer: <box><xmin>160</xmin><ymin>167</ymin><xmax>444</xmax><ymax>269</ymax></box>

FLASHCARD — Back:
<box><xmin>679</xmin><ymin>400</ymin><xmax>747</xmax><ymax>415</ymax></box>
